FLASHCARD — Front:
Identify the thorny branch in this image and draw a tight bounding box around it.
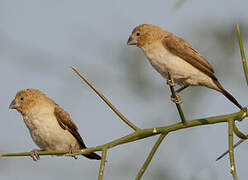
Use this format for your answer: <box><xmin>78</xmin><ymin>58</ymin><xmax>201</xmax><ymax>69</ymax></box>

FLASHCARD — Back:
<box><xmin>216</xmin><ymin>25</ymin><xmax>248</xmax><ymax>167</ymax></box>
<box><xmin>228</xmin><ymin>118</ymin><xmax>238</xmax><ymax>180</ymax></box>
<box><xmin>1</xmin><ymin>107</ymin><xmax>247</xmax><ymax>179</ymax></box>
<box><xmin>1</xmin><ymin>25</ymin><xmax>248</xmax><ymax>180</ymax></box>
<box><xmin>71</xmin><ymin>66</ymin><xmax>140</xmax><ymax>132</ymax></box>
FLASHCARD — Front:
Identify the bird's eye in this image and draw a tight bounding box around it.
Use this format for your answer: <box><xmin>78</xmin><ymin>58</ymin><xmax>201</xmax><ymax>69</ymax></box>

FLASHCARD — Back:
<box><xmin>136</xmin><ymin>32</ymin><xmax>141</xmax><ymax>36</ymax></box>
<box><xmin>20</xmin><ymin>97</ymin><xmax>24</xmax><ymax>101</ymax></box>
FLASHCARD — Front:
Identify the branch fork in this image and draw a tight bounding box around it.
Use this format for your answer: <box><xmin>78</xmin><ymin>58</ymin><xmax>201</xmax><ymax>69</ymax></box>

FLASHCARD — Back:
<box><xmin>1</xmin><ymin>24</ymin><xmax>248</xmax><ymax>180</ymax></box>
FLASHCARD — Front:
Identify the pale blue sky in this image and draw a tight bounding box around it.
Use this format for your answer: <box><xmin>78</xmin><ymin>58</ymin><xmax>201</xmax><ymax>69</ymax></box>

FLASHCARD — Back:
<box><xmin>0</xmin><ymin>0</ymin><xmax>248</xmax><ymax>180</ymax></box>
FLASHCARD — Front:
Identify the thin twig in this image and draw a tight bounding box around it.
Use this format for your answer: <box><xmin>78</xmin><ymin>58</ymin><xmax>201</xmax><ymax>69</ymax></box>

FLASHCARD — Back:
<box><xmin>216</xmin><ymin>137</ymin><xmax>247</xmax><ymax>161</ymax></box>
<box><xmin>1</xmin><ymin>110</ymin><xmax>246</xmax><ymax>158</ymax></box>
<box><xmin>228</xmin><ymin>118</ymin><xmax>238</xmax><ymax>180</ymax></box>
<box><xmin>237</xmin><ymin>24</ymin><xmax>248</xmax><ymax>85</ymax></box>
<box><xmin>98</xmin><ymin>148</ymin><xmax>107</xmax><ymax>180</ymax></box>
<box><xmin>0</xmin><ymin>150</ymin><xmax>68</xmax><ymax>157</ymax></box>
<box><xmin>135</xmin><ymin>133</ymin><xmax>167</xmax><ymax>180</ymax></box>
<box><xmin>71</xmin><ymin>66</ymin><xmax>140</xmax><ymax>131</ymax></box>
<box><xmin>167</xmin><ymin>72</ymin><xmax>186</xmax><ymax>123</ymax></box>
<box><xmin>233</xmin><ymin>122</ymin><xmax>248</xmax><ymax>139</ymax></box>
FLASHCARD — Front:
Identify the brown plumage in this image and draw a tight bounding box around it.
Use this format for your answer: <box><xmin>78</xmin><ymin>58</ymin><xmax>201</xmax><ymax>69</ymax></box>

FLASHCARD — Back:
<box><xmin>9</xmin><ymin>89</ymin><xmax>101</xmax><ymax>160</ymax></box>
<box><xmin>127</xmin><ymin>24</ymin><xmax>242</xmax><ymax>109</ymax></box>
<box><xmin>54</xmin><ymin>106</ymin><xmax>100</xmax><ymax>160</ymax></box>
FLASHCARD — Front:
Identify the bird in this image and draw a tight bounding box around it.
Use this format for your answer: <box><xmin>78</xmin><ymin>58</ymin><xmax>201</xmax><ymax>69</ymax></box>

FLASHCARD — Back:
<box><xmin>9</xmin><ymin>89</ymin><xmax>101</xmax><ymax>161</ymax></box>
<box><xmin>127</xmin><ymin>24</ymin><xmax>242</xmax><ymax>109</ymax></box>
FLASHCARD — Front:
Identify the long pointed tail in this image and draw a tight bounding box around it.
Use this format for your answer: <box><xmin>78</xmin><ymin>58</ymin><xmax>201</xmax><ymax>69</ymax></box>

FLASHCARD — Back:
<box><xmin>83</xmin><ymin>152</ymin><xmax>101</xmax><ymax>160</ymax></box>
<box><xmin>214</xmin><ymin>80</ymin><xmax>242</xmax><ymax>110</ymax></box>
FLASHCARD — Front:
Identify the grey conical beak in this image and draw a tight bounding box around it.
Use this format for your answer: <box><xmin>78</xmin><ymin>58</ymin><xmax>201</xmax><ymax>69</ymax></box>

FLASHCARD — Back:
<box><xmin>9</xmin><ymin>99</ymin><xmax>19</xmax><ymax>109</ymax></box>
<box><xmin>127</xmin><ymin>36</ymin><xmax>137</xmax><ymax>45</ymax></box>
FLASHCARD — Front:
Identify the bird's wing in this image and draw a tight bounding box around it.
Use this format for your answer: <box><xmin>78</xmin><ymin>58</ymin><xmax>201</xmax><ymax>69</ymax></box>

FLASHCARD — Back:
<box><xmin>162</xmin><ymin>34</ymin><xmax>217</xmax><ymax>80</ymax></box>
<box><xmin>54</xmin><ymin>106</ymin><xmax>87</xmax><ymax>148</ymax></box>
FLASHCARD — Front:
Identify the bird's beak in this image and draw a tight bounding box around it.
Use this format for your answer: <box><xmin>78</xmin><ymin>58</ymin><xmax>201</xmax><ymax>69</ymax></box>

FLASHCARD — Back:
<box><xmin>9</xmin><ymin>99</ymin><xmax>19</xmax><ymax>109</ymax></box>
<box><xmin>127</xmin><ymin>36</ymin><xmax>137</xmax><ymax>45</ymax></box>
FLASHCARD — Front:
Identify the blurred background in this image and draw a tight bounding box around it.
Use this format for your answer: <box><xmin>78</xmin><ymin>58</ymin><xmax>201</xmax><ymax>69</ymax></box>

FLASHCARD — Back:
<box><xmin>0</xmin><ymin>0</ymin><xmax>248</xmax><ymax>179</ymax></box>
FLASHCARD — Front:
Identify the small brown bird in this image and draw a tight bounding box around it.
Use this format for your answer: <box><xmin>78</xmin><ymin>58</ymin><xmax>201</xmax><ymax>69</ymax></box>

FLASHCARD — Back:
<box><xmin>127</xmin><ymin>24</ymin><xmax>242</xmax><ymax>109</ymax></box>
<box><xmin>9</xmin><ymin>89</ymin><xmax>101</xmax><ymax>161</ymax></box>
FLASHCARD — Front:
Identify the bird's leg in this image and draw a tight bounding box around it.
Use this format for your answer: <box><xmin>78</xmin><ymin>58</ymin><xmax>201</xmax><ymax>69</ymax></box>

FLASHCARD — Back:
<box><xmin>175</xmin><ymin>85</ymin><xmax>189</xmax><ymax>93</ymax></box>
<box><xmin>69</xmin><ymin>146</ymin><xmax>78</xmax><ymax>160</ymax></box>
<box><xmin>30</xmin><ymin>149</ymin><xmax>43</xmax><ymax>161</ymax></box>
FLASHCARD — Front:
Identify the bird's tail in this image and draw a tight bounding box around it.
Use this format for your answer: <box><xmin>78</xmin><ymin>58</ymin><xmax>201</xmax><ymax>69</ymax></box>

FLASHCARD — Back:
<box><xmin>83</xmin><ymin>152</ymin><xmax>101</xmax><ymax>160</ymax></box>
<box><xmin>214</xmin><ymin>80</ymin><xmax>242</xmax><ymax>110</ymax></box>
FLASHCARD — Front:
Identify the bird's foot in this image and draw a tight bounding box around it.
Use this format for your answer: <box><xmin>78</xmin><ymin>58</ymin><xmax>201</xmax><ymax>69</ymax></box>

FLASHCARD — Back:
<box><xmin>30</xmin><ymin>149</ymin><xmax>41</xmax><ymax>161</ymax></box>
<box><xmin>171</xmin><ymin>93</ymin><xmax>182</xmax><ymax>104</ymax></box>
<box><xmin>167</xmin><ymin>79</ymin><xmax>175</xmax><ymax>86</ymax></box>
<box><xmin>69</xmin><ymin>147</ymin><xmax>78</xmax><ymax>160</ymax></box>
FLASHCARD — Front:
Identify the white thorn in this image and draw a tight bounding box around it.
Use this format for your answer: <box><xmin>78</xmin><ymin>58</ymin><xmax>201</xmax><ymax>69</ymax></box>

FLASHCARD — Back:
<box><xmin>153</xmin><ymin>128</ymin><xmax>157</xmax><ymax>133</ymax></box>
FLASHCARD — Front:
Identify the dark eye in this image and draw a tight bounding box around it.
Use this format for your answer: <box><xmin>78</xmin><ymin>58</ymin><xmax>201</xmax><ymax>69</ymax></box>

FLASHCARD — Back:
<box><xmin>20</xmin><ymin>97</ymin><xmax>24</xmax><ymax>101</ymax></box>
<box><xmin>136</xmin><ymin>32</ymin><xmax>141</xmax><ymax>36</ymax></box>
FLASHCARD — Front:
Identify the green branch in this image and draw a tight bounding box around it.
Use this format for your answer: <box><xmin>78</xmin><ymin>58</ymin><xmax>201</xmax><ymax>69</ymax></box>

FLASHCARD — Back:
<box><xmin>0</xmin><ymin>150</ymin><xmax>68</xmax><ymax>157</ymax></box>
<box><xmin>135</xmin><ymin>133</ymin><xmax>167</xmax><ymax>180</ymax></box>
<box><xmin>233</xmin><ymin>122</ymin><xmax>248</xmax><ymax>139</ymax></box>
<box><xmin>217</xmin><ymin>24</ymin><xmax>248</xmax><ymax>162</ymax></box>
<box><xmin>237</xmin><ymin>24</ymin><xmax>248</xmax><ymax>85</ymax></box>
<box><xmin>216</xmin><ymin>136</ymin><xmax>247</xmax><ymax>161</ymax></box>
<box><xmin>98</xmin><ymin>148</ymin><xmax>107</xmax><ymax>180</ymax></box>
<box><xmin>167</xmin><ymin>72</ymin><xmax>186</xmax><ymax>123</ymax></box>
<box><xmin>1</xmin><ymin>110</ymin><xmax>246</xmax><ymax>159</ymax></box>
<box><xmin>71</xmin><ymin>66</ymin><xmax>140</xmax><ymax>131</ymax></box>
<box><xmin>216</xmin><ymin>121</ymin><xmax>248</xmax><ymax>161</ymax></box>
<box><xmin>228</xmin><ymin>119</ymin><xmax>238</xmax><ymax>180</ymax></box>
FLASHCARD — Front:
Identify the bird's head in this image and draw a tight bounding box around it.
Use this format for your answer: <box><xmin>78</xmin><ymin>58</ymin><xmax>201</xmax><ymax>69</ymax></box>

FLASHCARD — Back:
<box><xmin>9</xmin><ymin>89</ymin><xmax>46</xmax><ymax>115</ymax></box>
<box><xmin>127</xmin><ymin>24</ymin><xmax>169</xmax><ymax>48</ymax></box>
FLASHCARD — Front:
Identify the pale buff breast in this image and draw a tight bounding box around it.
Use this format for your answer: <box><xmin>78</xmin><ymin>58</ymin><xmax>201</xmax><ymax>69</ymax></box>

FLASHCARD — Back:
<box><xmin>141</xmin><ymin>41</ymin><xmax>219</xmax><ymax>90</ymax></box>
<box><xmin>23</xmin><ymin>104</ymin><xmax>80</xmax><ymax>151</ymax></box>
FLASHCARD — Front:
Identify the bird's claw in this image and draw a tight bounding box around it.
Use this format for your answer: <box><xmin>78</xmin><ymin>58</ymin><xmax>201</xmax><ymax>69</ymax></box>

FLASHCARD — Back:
<box><xmin>167</xmin><ymin>79</ymin><xmax>175</xmax><ymax>86</ymax></box>
<box><xmin>171</xmin><ymin>94</ymin><xmax>182</xmax><ymax>104</ymax></box>
<box><xmin>30</xmin><ymin>149</ymin><xmax>41</xmax><ymax>161</ymax></box>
